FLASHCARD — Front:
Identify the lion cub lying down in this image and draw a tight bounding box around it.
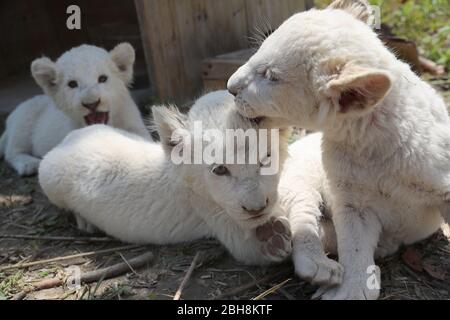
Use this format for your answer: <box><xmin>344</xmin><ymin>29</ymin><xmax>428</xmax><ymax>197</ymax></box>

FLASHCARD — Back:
<box><xmin>228</xmin><ymin>0</ymin><xmax>450</xmax><ymax>299</ymax></box>
<box><xmin>0</xmin><ymin>43</ymin><xmax>150</xmax><ymax>176</ymax></box>
<box><xmin>39</xmin><ymin>91</ymin><xmax>292</xmax><ymax>265</ymax></box>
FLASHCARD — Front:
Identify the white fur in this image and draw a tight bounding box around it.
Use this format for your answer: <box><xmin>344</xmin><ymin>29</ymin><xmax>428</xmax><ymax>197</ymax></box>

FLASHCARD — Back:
<box><xmin>39</xmin><ymin>91</ymin><xmax>292</xmax><ymax>265</ymax></box>
<box><xmin>0</xmin><ymin>43</ymin><xmax>150</xmax><ymax>176</ymax></box>
<box><xmin>228</xmin><ymin>0</ymin><xmax>450</xmax><ymax>299</ymax></box>
<box><xmin>279</xmin><ymin>134</ymin><xmax>342</xmax><ymax>287</ymax></box>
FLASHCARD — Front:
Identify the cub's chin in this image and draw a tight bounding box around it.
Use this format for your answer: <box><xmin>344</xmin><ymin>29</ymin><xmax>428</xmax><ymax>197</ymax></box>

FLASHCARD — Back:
<box><xmin>234</xmin><ymin>98</ymin><xmax>290</xmax><ymax>127</ymax></box>
<box><xmin>235</xmin><ymin>212</ymin><xmax>272</xmax><ymax>230</ymax></box>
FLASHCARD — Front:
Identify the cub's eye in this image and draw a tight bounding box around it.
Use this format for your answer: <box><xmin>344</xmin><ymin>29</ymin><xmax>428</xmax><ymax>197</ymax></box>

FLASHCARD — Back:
<box><xmin>212</xmin><ymin>165</ymin><xmax>230</xmax><ymax>176</ymax></box>
<box><xmin>98</xmin><ymin>75</ymin><xmax>108</xmax><ymax>83</ymax></box>
<box><xmin>262</xmin><ymin>69</ymin><xmax>280</xmax><ymax>82</ymax></box>
<box><xmin>264</xmin><ymin>69</ymin><xmax>279</xmax><ymax>82</ymax></box>
<box><xmin>68</xmin><ymin>80</ymin><xmax>78</xmax><ymax>88</ymax></box>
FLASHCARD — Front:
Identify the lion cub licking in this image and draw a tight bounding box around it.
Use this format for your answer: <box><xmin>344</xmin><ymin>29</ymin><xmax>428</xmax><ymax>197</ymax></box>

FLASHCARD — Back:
<box><xmin>228</xmin><ymin>0</ymin><xmax>449</xmax><ymax>299</ymax></box>
<box><xmin>0</xmin><ymin>43</ymin><xmax>150</xmax><ymax>176</ymax></box>
<box><xmin>39</xmin><ymin>91</ymin><xmax>292</xmax><ymax>265</ymax></box>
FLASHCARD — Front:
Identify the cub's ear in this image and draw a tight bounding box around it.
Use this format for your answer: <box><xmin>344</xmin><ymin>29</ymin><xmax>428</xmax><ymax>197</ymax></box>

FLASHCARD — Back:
<box><xmin>31</xmin><ymin>57</ymin><xmax>61</xmax><ymax>94</ymax></box>
<box><xmin>325</xmin><ymin>64</ymin><xmax>392</xmax><ymax>116</ymax></box>
<box><xmin>328</xmin><ymin>0</ymin><xmax>374</xmax><ymax>25</ymax></box>
<box><xmin>152</xmin><ymin>106</ymin><xmax>189</xmax><ymax>152</ymax></box>
<box><xmin>110</xmin><ymin>42</ymin><xmax>135</xmax><ymax>86</ymax></box>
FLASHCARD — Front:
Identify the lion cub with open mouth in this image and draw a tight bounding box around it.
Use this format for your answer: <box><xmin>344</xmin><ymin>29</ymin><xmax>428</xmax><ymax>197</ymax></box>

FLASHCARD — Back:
<box><xmin>0</xmin><ymin>43</ymin><xmax>150</xmax><ymax>176</ymax></box>
<box><xmin>228</xmin><ymin>0</ymin><xmax>450</xmax><ymax>299</ymax></box>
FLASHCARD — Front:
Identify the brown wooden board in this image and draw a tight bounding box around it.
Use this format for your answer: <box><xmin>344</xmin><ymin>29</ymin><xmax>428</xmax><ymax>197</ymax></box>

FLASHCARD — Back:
<box><xmin>135</xmin><ymin>0</ymin><xmax>306</xmax><ymax>103</ymax></box>
<box><xmin>202</xmin><ymin>48</ymin><xmax>255</xmax><ymax>80</ymax></box>
<box><xmin>245</xmin><ymin>0</ymin><xmax>305</xmax><ymax>37</ymax></box>
<box><xmin>135</xmin><ymin>0</ymin><xmax>188</xmax><ymax>102</ymax></box>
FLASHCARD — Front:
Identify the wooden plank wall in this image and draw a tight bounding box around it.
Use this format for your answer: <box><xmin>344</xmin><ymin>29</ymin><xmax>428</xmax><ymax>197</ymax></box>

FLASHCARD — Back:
<box><xmin>0</xmin><ymin>0</ymin><xmax>147</xmax><ymax>86</ymax></box>
<box><xmin>0</xmin><ymin>1</ymin><xmax>60</xmax><ymax>79</ymax></box>
<box><xmin>245</xmin><ymin>0</ymin><xmax>305</xmax><ymax>35</ymax></box>
<box><xmin>135</xmin><ymin>0</ymin><xmax>307</xmax><ymax>103</ymax></box>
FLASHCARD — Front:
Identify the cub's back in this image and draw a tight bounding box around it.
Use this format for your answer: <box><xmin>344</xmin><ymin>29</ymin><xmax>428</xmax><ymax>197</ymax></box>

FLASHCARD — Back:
<box><xmin>39</xmin><ymin>125</ymin><xmax>164</xmax><ymax>207</ymax></box>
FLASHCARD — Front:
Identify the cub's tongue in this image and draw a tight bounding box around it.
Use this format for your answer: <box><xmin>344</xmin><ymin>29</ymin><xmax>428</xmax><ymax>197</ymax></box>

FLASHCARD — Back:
<box><xmin>84</xmin><ymin>112</ymin><xmax>109</xmax><ymax>125</ymax></box>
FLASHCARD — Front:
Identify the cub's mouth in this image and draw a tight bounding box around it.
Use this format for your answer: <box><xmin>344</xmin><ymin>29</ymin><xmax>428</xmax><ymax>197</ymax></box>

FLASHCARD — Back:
<box><xmin>240</xmin><ymin>115</ymin><xmax>266</xmax><ymax>126</ymax></box>
<box><xmin>84</xmin><ymin>112</ymin><xmax>109</xmax><ymax>125</ymax></box>
<box><xmin>248</xmin><ymin>213</ymin><xmax>266</xmax><ymax>221</ymax></box>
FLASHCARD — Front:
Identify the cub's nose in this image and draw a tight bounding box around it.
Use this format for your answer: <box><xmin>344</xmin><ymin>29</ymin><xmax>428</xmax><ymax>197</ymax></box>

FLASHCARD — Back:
<box><xmin>228</xmin><ymin>86</ymin><xmax>238</xmax><ymax>97</ymax></box>
<box><xmin>242</xmin><ymin>199</ymin><xmax>269</xmax><ymax>216</ymax></box>
<box><xmin>228</xmin><ymin>65</ymin><xmax>248</xmax><ymax>96</ymax></box>
<box><xmin>227</xmin><ymin>74</ymin><xmax>243</xmax><ymax>97</ymax></box>
<box><xmin>227</xmin><ymin>79</ymin><xmax>240</xmax><ymax>97</ymax></box>
<box><xmin>82</xmin><ymin>99</ymin><xmax>101</xmax><ymax>111</ymax></box>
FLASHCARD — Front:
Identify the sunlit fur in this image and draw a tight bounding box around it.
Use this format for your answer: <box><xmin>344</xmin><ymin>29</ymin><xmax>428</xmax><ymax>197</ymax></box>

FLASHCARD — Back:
<box><xmin>228</xmin><ymin>0</ymin><xmax>450</xmax><ymax>299</ymax></box>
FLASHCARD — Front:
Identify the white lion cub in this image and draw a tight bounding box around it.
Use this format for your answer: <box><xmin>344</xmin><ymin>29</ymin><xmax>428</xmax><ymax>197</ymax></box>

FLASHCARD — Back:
<box><xmin>228</xmin><ymin>0</ymin><xmax>449</xmax><ymax>299</ymax></box>
<box><xmin>39</xmin><ymin>91</ymin><xmax>292</xmax><ymax>265</ymax></box>
<box><xmin>0</xmin><ymin>43</ymin><xmax>150</xmax><ymax>176</ymax></box>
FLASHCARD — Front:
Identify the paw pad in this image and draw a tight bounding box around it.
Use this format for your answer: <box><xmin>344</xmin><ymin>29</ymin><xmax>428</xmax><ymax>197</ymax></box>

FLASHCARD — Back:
<box><xmin>256</xmin><ymin>217</ymin><xmax>292</xmax><ymax>263</ymax></box>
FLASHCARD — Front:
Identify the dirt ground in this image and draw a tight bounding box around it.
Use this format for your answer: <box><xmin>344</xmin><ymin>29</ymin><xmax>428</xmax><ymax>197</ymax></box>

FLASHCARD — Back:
<box><xmin>0</xmin><ymin>76</ymin><xmax>449</xmax><ymax>300</ymax></box>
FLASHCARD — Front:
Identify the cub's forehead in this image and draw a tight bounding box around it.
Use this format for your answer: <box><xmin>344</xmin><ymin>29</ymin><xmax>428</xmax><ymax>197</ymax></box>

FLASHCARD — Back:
<box><xmin>56</xmin><ymin>45</ymin><xmax>112</xmax><ymax>77</ymax></box>
<box><xmin>263</xmin><ymin>9</ymin><xmax>365</xmax><ymax>47</ymax></box>
<box><xmin>255</xmin><ymin>9</ymin><xmax>372</xmax><ymax>68</ymax></box>
<box><xmin>278</xmin><ymin>9</ymin><xmax>361</xmax><ymax>31</ymax></box>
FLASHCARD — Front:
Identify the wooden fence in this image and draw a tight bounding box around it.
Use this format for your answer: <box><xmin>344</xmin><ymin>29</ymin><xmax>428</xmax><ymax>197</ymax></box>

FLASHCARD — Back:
<box><xmin>135</xmin><ymin>0</ymin><xmax>312</xmax><ymax>103</ymax></box>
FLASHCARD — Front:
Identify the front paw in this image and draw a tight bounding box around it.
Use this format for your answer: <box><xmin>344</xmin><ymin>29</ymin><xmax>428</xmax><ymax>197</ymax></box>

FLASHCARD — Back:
<box><xmin>16</xmin><ymin>159</ymin><xmax>40</xmax><ymax>176</ymax></box>
<box><xmin>75</xmin><ymin>214</ymin><xmax>97</xmax><ymax>234</ymax></box>
<box><xmin>441</xmin><ymin>199</ymin><xmax>450</xmax><ymax>223</ymax></box>
<box><xmin>313</xmin><ymin>277</ymin><xmax>380</xmax><ymax>300</ymax></box>
<box><xmin>294</xmin><ymin>253</ymin><xmax>343</xmax><ymax>286</ymax></box>
<box><xmin>256</xmin><ymin>217</ymin><xmax>292</xmax><ymax>263</ymax></box>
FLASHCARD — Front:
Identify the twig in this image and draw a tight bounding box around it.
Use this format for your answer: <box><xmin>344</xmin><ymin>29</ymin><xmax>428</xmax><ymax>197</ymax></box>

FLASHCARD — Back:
<box><xmin>7</xmin><ymin>223</ymin><xmax>33</xmax><ymax>231</ymax></box>
<box><xmin>0</xmin><ymin>244</ymin><xmax>142</xmax><ymax>272</ymax></box>
<box><xmin>252</xmin><ymin>278</ymin><xmax>291</xmax><ymax>300</ymax></box>
<box><xmin>12</xmin><ymin>278</ymin><xmax>63</xmax><ymax>300</ymax></box>
<box><xmin>119</xmin><ymin>253</ymin><xmax>139</xmax><ymax>276</ymax></box>
<box><xmin>212</xmin><ymin>266</ymin><xmax>292</xmax><ymax>300</ymax></box>
<box><xmin>173</xmin><ymin>252</ymin><xmax>201</xmax><ymax>300</ymax></box>
<box><xmin>0</xmin><ymin>234</ymin><xmax>115</xmax><ymax>243</ymax></box>
<box><xmin>12</xmin><ymin>291</ymin><xmax>27</xmax><ymax>300</ymax></box>
<box><xmin>79</xmin><ymin>251</ymin><xmax>154</xmax><ymax>284</ymax></box>
<box><xmin>206</xmin><ymin>268</ymin><xmax>260</xmax><ymax>289</ymax></box>
<box><xmin>11</xmin><ymin>252</ymin><xmax>154</xmax><ymax>300</ymax></box>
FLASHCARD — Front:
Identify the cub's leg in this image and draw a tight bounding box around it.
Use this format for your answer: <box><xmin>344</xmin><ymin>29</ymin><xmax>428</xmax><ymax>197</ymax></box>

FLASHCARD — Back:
<box><xmin>204</xmin><ymin>207</ymin><xmax>292</xmax><ymax>265</ymax></box>
<box><xmin>3</xmin><ymin>103</ymin><xmax>41</xmax><ymax>176</ymax></box>
<box><xmin>5</xmin><ymin>153</ymin><xmax>41</xmax><ymax>177</ymax></box>
<box><xmin>441</xmin><ymin>193</ymin><xmax>450</xmax><ymax>223</ymax></box>
<box><xmin>286</xmin><ymin>188</ymin><xmax>343</xmax><ymax>287</ymax></box>
<box><xmin>74</xmin><ymin>213</ymin><xmax>98</xmax><ymax>234</ymax></box>
<box><xmin>316</xmin><ymin>204</ymin><xmax>382</xmax><ymax>300</ymax></box>
<box><xmin>0</xmin><ymin>132</ymin><xmax>6</xmax><ymax>159</ymax></box>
